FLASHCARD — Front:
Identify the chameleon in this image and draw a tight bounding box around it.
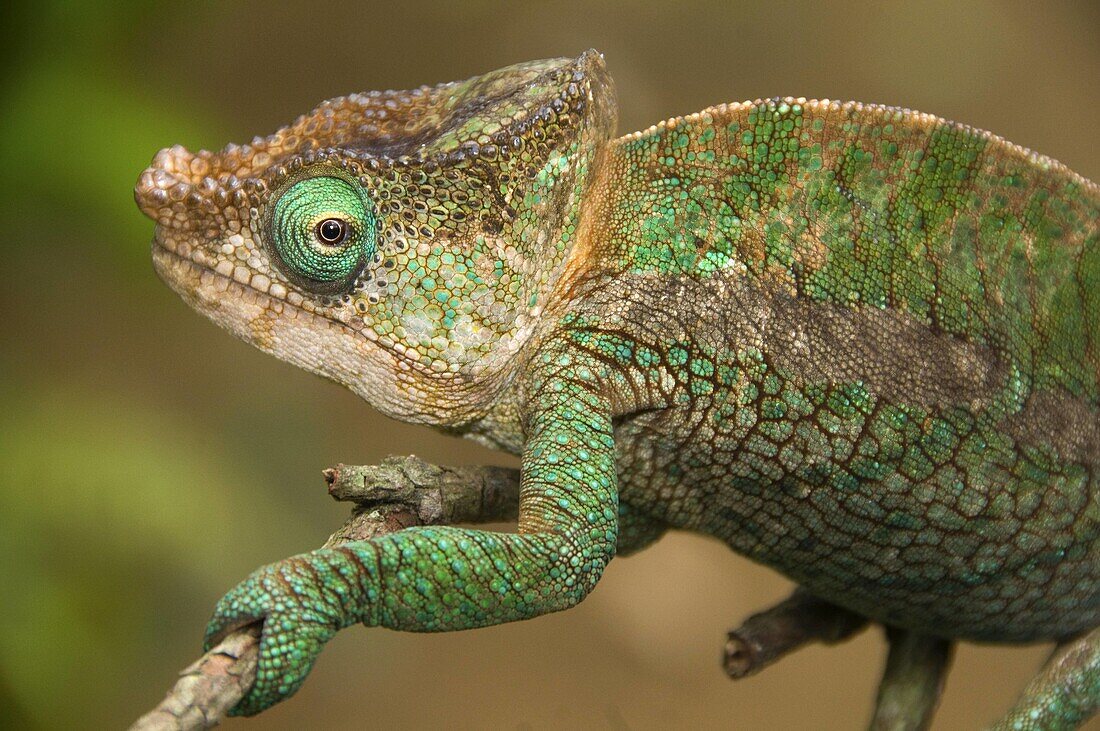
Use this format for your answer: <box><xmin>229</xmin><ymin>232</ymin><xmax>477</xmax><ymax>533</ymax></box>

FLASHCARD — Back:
<box><xmin>135</xmin><ymin>50</ymin><xmax>1098</xmax><ymax>728</ymax></box>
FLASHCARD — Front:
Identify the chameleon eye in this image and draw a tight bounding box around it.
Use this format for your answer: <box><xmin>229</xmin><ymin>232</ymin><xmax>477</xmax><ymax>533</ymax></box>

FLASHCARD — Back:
<box><xmin>316</xmin><ymin>218</ymin><xmax>348</xmax><ymax>246</ymax></box>
<box><xmin>268</xmin><ymin>175</ymin><xmax>376</xmax><ymax>288</ymax></box>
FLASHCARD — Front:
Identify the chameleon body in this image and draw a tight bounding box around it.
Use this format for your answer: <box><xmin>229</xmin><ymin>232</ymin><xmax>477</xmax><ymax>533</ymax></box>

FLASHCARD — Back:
<box><xmin>136</xmin><ymin>52</ymin><xmax>1099</xmax><ymax>726</ymax></box>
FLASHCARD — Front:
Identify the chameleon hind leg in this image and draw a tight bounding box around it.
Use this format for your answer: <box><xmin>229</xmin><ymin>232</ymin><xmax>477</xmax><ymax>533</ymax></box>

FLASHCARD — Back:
<box><xmin>989</xmin><ymin>626</ymin><xmax>1100</xmax><ymax>731</ymax></box>
<box><xmin>869</xmin><ymin>628</ymin><xmax>954</xmax><ymax>731</ymax></box>
<box><xmin>724</xmin><ymin>589</ymin><xmax>868</xmax><ymax>677</ymax></box>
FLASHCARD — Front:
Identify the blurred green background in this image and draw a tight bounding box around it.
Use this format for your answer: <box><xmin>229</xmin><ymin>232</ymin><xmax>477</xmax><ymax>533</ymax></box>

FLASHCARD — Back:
<box><xmin>0</xmin><ymin>1</ymin><xmax>1097</xmax><ymax>728</ymax></box>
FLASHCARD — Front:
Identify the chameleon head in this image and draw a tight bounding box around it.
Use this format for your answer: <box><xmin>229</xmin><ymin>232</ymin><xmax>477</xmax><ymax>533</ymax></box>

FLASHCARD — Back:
<box><xmin>135</xmin><ymin>51</ymin><xmax>616</xmax><ymax>425</ymax></box>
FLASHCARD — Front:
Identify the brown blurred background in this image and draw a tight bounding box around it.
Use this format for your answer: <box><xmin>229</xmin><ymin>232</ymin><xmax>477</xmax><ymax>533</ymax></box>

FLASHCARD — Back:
<box><xmin>0</xmin><ymin>1</ymin><xmax>1097</xmax><ymax>728</ymax></box>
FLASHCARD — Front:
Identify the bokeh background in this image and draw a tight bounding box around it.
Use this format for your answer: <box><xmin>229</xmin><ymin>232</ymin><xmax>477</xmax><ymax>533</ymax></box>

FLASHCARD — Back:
<box><xmin>1</xmin><ymin>1</ymin><xmax>1097</xmax><ymax>728</ymax></box>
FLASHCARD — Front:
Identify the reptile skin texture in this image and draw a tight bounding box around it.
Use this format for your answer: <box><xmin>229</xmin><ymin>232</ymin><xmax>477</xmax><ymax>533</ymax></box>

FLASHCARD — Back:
<box><xmin>135</xmin><ymin>51</ymin><xmax>1097</xmax><ymax>727</ymax></box>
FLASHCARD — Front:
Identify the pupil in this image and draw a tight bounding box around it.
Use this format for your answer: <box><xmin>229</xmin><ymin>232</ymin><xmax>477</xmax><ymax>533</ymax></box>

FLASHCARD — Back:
<box><xmin>317</xmin><ymin>219</ymin><xmax>346</xmax><ymax>245</ymax></box>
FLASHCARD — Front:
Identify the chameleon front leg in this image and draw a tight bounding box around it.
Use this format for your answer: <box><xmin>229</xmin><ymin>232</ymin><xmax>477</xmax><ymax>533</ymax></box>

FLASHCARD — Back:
<box><xmin>203</xmin><ymin>348</ymin><xmax>624</xmax><ymax>715</ymax></box>
<box><xmin>989</xmin><ymin>625</ymin><xmax>1100</xmax><ymax>731</ymax></box>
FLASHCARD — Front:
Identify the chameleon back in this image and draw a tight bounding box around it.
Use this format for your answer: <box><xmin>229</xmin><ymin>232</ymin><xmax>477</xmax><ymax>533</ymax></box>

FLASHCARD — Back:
<box><xmin>596</xmin><ymin>99</ymin><xmax>1099</xmax><ymax>400</ymax></box>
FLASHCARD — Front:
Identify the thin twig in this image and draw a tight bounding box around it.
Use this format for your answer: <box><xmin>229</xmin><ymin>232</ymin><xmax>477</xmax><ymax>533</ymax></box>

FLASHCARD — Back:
<box><xmin>129</xmin><ymin>626</ymin><xmax>261</xmax><ymax>731</ymax></box>
<box><xmin>322</xmin><ymin>455</ymin><xmax>520</xmax><ymax>546</ymax></box>
<box><xmin>724</xmin><ymin>589</ymin><xmax>868</xmax><ymax>678</ymax></box>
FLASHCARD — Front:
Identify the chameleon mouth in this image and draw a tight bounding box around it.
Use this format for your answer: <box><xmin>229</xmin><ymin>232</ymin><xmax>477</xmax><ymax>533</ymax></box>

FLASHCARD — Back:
<box><xmin>150</xmin><ymin>228</ymin><xmax>293</xmax><ymax>305</ymax></box>
<box><xmin>151</xmin><ymin>240</ymin><xmax>488</xmax><ymax>424</ymax></box>
<box><xmin>150</xmin><ymin>237</ymin><xmax>443</xmax><ymax>381</ymax></box>
<box><xmin>151</xmin><ymin>241</ymin><xmax>296</xmax><ymax>336</ymax></box>
<box><xmin>151</xmin><ymin>238</ymin><xmax>351</xmax><ymax>340</ymax></box>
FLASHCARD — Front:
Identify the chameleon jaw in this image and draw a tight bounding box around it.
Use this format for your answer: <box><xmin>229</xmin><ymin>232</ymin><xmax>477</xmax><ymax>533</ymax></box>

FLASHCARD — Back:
<box><xmin>151</xmin><ymin>241</ymin><xmax>498</xmax><ymax>426</ymax></box>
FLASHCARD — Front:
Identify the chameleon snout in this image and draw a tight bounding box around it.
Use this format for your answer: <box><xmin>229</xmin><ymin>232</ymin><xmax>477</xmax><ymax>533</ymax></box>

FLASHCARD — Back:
<box><xmin>135</xmin><ymin>142</ymin><xmax>268</xmax><ymax>232</ymax></box>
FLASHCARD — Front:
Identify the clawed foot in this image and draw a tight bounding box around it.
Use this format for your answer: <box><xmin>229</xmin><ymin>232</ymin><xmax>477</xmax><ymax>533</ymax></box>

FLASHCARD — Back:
<box><xmin>203</xmin><ymin>554</ymin><xmax>347</xmax><ymax>716</ymax></box>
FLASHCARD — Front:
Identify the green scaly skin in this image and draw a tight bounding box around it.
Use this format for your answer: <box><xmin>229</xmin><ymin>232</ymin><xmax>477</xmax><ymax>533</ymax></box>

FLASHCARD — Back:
<box><xmin>135</xmin><ymin>51</ymin><xmax>1098</xmax><ymax>725</ymax></box>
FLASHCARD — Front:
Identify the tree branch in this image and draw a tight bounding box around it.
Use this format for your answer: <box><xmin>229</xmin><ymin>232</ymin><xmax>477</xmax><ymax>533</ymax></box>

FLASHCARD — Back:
<box><xmin>322</xmin><ymin>456</ymin><xmax>520</xmax><ymax>546</ymax></box>
<box><xmin>129</xmin><ymin>626</ymin><xmax>261</xmax><ymax>731</ymax></box>
<box><xmin>133</xmin><ymin>457</ymin><xmax>880</xmax><ymax>729</ymax></box>
<box><xmin>129</xmin><ymin>456</ymin><xmax>521</xmax><ymax>731</ymax></box>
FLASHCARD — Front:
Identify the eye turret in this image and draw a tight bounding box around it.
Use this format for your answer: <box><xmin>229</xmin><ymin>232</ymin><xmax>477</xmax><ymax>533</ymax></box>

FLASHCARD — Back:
<box><xmin>267</xmin><ymin>174</ymin><xmax>375</xmax><ymax>290</ymax></box>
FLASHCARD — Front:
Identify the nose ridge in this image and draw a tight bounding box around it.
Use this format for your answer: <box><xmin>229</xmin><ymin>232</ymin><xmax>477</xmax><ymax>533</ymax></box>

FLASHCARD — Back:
<box><xmin>135</xmin><ymin>146</ymin><xmax>190</xmax><ymax>223</ymax></box>
<box><xmin>134</xmin><ymin>144</ymin><xmax>241</xmax><ymax>228</ymax></box>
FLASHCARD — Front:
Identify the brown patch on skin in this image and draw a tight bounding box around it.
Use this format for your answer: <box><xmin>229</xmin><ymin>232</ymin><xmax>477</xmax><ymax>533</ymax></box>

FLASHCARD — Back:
<box><xmin>582</xmin><ymin>272</ymin><xmax>1014</xmax><ymax>416</ymax></box>
<box><xmin>737</xmin><ymin>228</ymin><xmax>768</xmax><ymax>269</ymax></box>
<box><xmin>249</xmin><ymin>308</ymin><xmax>277</xmax><ymax>352</ymax></box>
<box><xmin>556</xmin><ymin>145</ymin><xmax>616</xmax><ymax>296</ymax></box>
<box><xmin>1003</xmin><ymin>390</ymin><xmax>1100</xmax><ymax>466</ymax></box>
<box><xmin>764</xmin><ymin>285</ymin><xmax>1011</xmax><ymax>413</ymax></box>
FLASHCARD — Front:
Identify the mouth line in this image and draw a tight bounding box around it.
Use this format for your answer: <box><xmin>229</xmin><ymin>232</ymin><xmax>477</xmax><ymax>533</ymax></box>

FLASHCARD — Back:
<box><xmin>152</xmin><ymin>240</ymin><xmax>362</xmax><ymax>333</ymax></box>
<box><xmin>151</xmin><ymin>240</ymin><xmax>441</xmax><ymax>378</ymax></box>
<box><xmin>154</xmin><ymin>238</ymin><xmax>294</xmax><ymax>307</ymax></box>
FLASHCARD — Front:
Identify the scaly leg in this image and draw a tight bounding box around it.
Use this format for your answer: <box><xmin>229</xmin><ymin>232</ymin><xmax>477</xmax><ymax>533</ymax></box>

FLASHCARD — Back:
<box><xmin>869</xmin><ymin>627</ymin><xmax>954</xmax><ymax>731</ymax></box>
<box><xmin>202</xmin><ymin>347</ymin><xmax>635</xmax><ymax>715</ymax></box>
<box><xmin>989</xmin><ymin>626</ymin><xmax>1100</xmax><ymax>731</ymax></box>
